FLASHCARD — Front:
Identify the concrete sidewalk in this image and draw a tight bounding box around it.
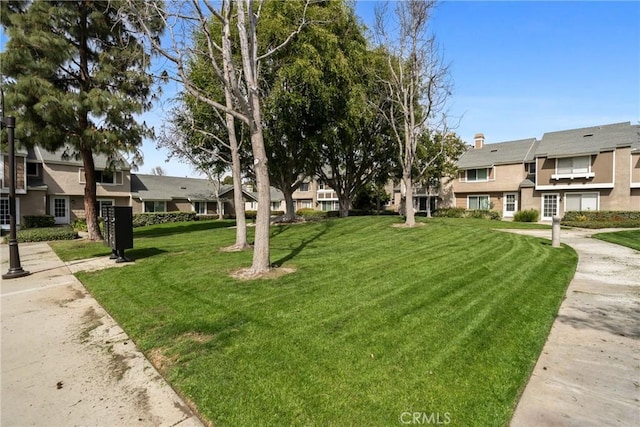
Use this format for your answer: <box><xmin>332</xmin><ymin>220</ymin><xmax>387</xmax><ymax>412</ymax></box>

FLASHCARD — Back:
<box><xmin>1</xmin><ymin>242</ymin><xmax>204</xmax><ymax>427</ymax></box>
<box><xmin>508</xmin><ymin>228</ymin><xmax>640</xmax><ymax>427</ymax></box>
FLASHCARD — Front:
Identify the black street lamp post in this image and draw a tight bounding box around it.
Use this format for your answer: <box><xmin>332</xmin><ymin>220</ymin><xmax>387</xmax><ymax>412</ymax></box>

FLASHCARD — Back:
<box><xmin>1</xmin><ymin>85</ymin><xmax>29</xmax><ymax>279</ymax></box>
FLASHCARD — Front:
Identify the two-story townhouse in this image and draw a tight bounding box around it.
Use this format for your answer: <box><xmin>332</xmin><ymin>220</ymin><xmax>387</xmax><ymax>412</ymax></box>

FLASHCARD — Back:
<box><xmin>530</xmin><ymin>122</ymin><xmax>640</xmax><ymax>219</ymax></box>
<box><xmin>290</xmin><ymin>179</ymin><xmax>340</xmax><ymax>212</ymax></box>
<box><xmin>33</xmin><ymin>146</ymin><xmax>132</xmax><ymax>225</ymax></box>
<box><xmin>452</xmin><ymin>134</ymin><xmax>538</xmax><ymax>218</ymax></box>
<box><xmin>451</xmin><ymin>122</ymin><xmax>640</xmax><ymax>219</ymax></box>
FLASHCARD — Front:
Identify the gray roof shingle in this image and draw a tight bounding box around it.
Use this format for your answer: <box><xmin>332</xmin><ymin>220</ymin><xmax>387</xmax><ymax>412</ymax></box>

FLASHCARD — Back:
<box><xmin>35</xmin><ymin>145</ymin><xmax>130</xmax><ymax>170</ymax></box>
<box><xmin>536</xmin><ymin>122</ymin><xmax>640</xmax><ymax>158</ymax></box>
<box><xmin>131</xmin><ymin>174</ymin><xmax>229</xmax><ymax>201</ymax></box>
<box><xmin>456</xmin><ymin>138</ymin><xmax>537</xmax><ymax>169</ymax></box>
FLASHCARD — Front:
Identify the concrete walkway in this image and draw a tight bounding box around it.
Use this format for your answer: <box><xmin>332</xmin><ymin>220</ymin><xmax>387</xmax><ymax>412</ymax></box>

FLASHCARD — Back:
<box><xmin>508</xmin><ymin>228</ymin><xmax>640</xmax><ymax>427</ymax></box>
<box><xmin>1</xmin><ymin>242</ymin><xmax>204</xmax><ymax>427</ymax></box>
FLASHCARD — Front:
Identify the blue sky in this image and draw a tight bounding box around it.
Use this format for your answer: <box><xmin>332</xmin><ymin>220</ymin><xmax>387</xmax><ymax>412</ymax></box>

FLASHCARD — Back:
<box><xmin>2</xmin><ymin>1</ymin><xmax>639</xmax><ymax>178</ymax></box>
<box><xmin>145</xmin><ymin>0</ymin><xmax>639</xmax><ymax>177</ymax></box>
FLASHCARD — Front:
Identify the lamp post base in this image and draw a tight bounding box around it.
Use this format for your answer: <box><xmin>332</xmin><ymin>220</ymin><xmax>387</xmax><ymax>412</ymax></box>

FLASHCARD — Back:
<box><xmin>2</xmin><ymin>240</ymin><xmax>30</xmax><ymax>279</ymax></box>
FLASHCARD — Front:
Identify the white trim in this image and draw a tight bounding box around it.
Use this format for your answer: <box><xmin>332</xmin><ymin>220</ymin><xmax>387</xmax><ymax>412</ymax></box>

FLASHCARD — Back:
<box><xmin>503</xmin><ymin>192</ymin><xmax>518</xmax><ymax>218</ymax></box>
<box><xmin>536</xmin><ymin>183</ymin><xmax>614</xmax><ymax>190</ymax></box>
<box><xmin>551</xmin><ymin>172</ymin><xmax>595</xmax><ymax>180</ymax></box>
<box><xmin>541</xmin><ymin>193</ymin><xmax>560</xmax><ymax>220</ymax></box>
<box><xmin>564</xmin><ymin>192</ymin><xmax>599</xmax><ymax>212</ymax></box>
<box><xmin>51</xmin><ymin>196</ymin><xmax>70</xmax><ymax>225</ymax></box>
<box><xmin>464</xmin><ymin>168</ymin><xmax>492</xmax><ymax>183</ymax></box>
<box><xmin>467</xmin><ymin>194</ymin><xmax>490</xmax><ymax>210</ymax></box>
<box><xmin>0</xmin><ymin>196</ymin><xmax>20</xmax><ymax>230</ymax></box>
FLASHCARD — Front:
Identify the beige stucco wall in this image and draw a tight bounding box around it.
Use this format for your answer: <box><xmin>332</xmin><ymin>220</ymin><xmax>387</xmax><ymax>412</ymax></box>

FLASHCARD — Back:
<box><xmin>520</xmin><ymin>187</ymin><xmax>537</xmax><ymax>211</ymax></box>
<box><xmin>608</xmin><ymin>148</ymin><xmax>632</xmax><ymax>210</ymax></box>
<box><xmin>18</xmin><ymin>190</ymin><xmax>47</xmax><ymax>224</ymax></box>
<box><xmin>454</xmin><ymin>163</ymin><xmax>525</xmax><ymax>194</ymax></box>
<box><xmin>537</xmin><ymin>152</ymin><xmax>614</xmax><ymax>186</ymax></box>
<box><xmin>630</xmin><ymin>189</ymin><xmax>640</xmax><ymax>210</ymax></box>
<box><xmin>43</xmin><ymin>163</ymin><xmax>131</xmax><ymax>197</ymax></box>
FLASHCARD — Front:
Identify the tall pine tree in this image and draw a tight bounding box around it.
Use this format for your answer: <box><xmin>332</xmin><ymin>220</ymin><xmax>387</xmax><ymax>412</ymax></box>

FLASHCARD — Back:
<box><xmin>0</xmin><ymin>0</ymin><xmax>164</xmax><ymax>240</ymax></box>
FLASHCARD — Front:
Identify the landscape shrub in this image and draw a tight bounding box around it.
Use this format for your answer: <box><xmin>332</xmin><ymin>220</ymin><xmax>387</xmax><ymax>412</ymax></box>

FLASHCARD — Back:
<box><xmin>23</xmin><ymin>215</ymin><xmax>55</xmax><ymax>228</ymax></box>
<box><xmin>132</xmin><ymin>211</ymin><xmax>196</xmax><ymax>227</ymax></box>
<box><xmin>195</xmin><ymin>214</ymin><xmax>221</xmax><ymax>221</ymax></box>
<box><xmin>5</xmin><ymin>226</ymin><xmax>78</xmax><ymax>243</ymax></box>
<box><xmin>295</xmin><ymin>208</ymin><xmax>328</xmax><ymax>221</ymax></box>
<box><xmin>245</xmin><ymin>210</ymin><xmax>258</xmax><ymax>220</ymax></box>
<box><xmin>466</xmin><ymin>209</ymin><xmax>502</xmax><ymax>220</ymax></box>
<box><xmin>561</xmin><ymin>211</ymin><xmax>640</xmax><ymax>228</ymax></box>
<box><xmin>270</xmin><ymin>210</ymin><xmax>285</xmax><ymax>216</ymax></box>
<box><xmin>433</xmin><ymin>207</ymin><xmax>466</xmax><ymax>218</ymax></box>
<box><xmin>71</xmin><ymin>217</ymin><xmax>104</xmax><ymax>232</ymax></box>
<box><xmin>513</xmin><ymin>209</ymin><xmax>540</xmax><ymax>222</ymax></box>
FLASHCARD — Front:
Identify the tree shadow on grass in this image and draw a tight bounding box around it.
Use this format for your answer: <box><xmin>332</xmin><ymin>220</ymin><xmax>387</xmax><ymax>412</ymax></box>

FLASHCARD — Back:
<box><xmin>133</xmin><ymin>221</ymin><xmax>235</xmax><ymax>239</ymax></box>
<box><xmin>125</xmin><ymin>247</ymin><xmax>167</xmax><ymax>261</ymax></box>
<box><xmin>272</xmin><ymin>221</ymin><xmax>332</xmax><ymax>266</ymax></box>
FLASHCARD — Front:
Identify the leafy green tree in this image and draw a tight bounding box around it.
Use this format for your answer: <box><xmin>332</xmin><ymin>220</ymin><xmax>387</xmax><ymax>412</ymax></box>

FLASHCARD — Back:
<box><xmin>0</xmin><ymin>0</ymin><xmax>163</xmax><ymax>240</ymax></box>
<box><xmin>309</xmin><ymin>6</ymin><xmax>396</xmax><ymax>217</ymax></box>
<box><xmin>415</xmin><ymin>132</ymin><xmax>466</xmax><ymax>216</ymax></box>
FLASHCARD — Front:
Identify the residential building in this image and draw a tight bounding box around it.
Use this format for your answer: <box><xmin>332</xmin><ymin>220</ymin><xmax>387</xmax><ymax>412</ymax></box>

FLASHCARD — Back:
<box><xmin>452</xmin><ymin>122</ymin><xmax>640</xmax><ymax>219</ymax></box>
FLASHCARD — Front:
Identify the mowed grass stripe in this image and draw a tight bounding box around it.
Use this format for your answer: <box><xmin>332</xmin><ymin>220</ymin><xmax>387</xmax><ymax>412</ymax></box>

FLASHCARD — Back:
<box><xmin>62</xmin><ymin>217</ymin><xmax>575</xmax><ymax>426</ymax></box>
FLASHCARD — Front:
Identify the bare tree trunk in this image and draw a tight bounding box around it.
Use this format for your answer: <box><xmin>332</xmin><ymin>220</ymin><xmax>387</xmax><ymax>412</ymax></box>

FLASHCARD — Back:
<box><xmin>249</xmin><ymin>126</ymin><xmax>271</xmax><ymax>273</ymax></box>
<box><xmin>403</xmin><ymin>173</ymin><xmax>415</xmax><ymax>226</ymax></box>
<box><xmin>339</xmin><ymin>195</ymin><xmax>350</xmax><ymax>217</ymax></box>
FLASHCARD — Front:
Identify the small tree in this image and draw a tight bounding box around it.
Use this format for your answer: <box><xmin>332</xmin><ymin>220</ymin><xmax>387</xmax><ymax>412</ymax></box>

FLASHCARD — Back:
<box><xmin>1</xmin><ymin>1</ymin><xmax>164</xmax><ymax>240</ymax></box>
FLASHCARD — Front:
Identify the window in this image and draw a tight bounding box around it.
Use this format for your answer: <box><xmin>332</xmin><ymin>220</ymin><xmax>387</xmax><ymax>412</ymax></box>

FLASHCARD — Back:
<box><xmin>565</xmin><ymin>193</ymin><xmax>598</xmax><ymax>212</ymax></box>
<box><xmin>193</xmin><ymin>201</ymin><xmax>206</xmax><ymax>215</ymax></box>
<box><xmin>320</xmin><ymin>201</ymin><xmax>339</xmax><ymax>211</ymax></box>
<box><xmin>525</xmin><ymin>163</ymin><xmax>536</xmax><ymax>175</ymax></box>
<box><xmin>468</xmin><ymin>195</ymin><xmax>489</xmax><ymax>210</ymax></box>
<box><xmin>144</xmin><ymin>201</ymin><xmax>166</xmax><ymax>213</ymax></box>
<box><xmin>318</xmin><ymin>182</ymin><xmax>326</xmax><ymax>190</ymax></box>
<box><xmin>79</xmin><ymin>168</ymin><xmax>123</xmax><ymax>185</ymax></box>
<box><xmin>466</xmin><ymin>168</ymin><xmax>489</xmax><ymax>182</ymax></box>
<box><xmin>299</xmin><ymin>199</ymin><xmax>313</xmax><ymax>209</ymax></box>
<box><xmin>27</xmin><ymin>162</ymin><xmax>40</xmax><ymax>177</ymax></box>
<box><xmin>271</xmin><ymin>201</ymin><xmax>280</xmax><ymax>211</ymax></box>
<box><xmin>0</xmin><ymin>197</ymin><xmax>9</xmax><ymax>226</ymax></box>
<box><xmin>96</xmin><ymin>199</ymin><xmax>114</xmax><ymax>217</ymax></box>
<box><xmin>553</xmin><ymin>156</ymin><xmax>592</xmax><ymax>179</ymax></box>
<box><xmin>298</xmin><ymin>182</ymin><xmax>310</xmax><ymax>192</ymax></box>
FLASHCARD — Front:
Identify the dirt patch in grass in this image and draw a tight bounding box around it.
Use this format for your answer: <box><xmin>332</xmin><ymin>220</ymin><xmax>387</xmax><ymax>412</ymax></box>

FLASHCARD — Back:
<box><xmin>391</xmin><ymin>222</ymin><xmax>427</xmax><ymax>228</ymax></box>
<box><xmin>230</xmin><ymin>267</ymin><xmax>296</xmax><ymax>281</ymax></box>
<box><xmin>179</xmin><ymin>332</ymin><xmax>215</xmax><ymax>344</ymax></box>
<box><xmin>148</xmin><ymin>348</ymin><xmax>179</xmax><ymax>375</ymax></box>
<box><xmin>220</xmin><ymin>244</ymin><xmax>252</xmax><ymax>253</ymax></box>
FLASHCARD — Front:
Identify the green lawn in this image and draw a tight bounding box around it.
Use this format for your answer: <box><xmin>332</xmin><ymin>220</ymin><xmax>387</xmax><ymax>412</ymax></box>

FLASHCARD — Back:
<box><xmin>592</xmin><ymin>229</ymin><xmax>640</xmax><ymax>251</ymax></box>
<box><xmin>51</xmin><ymin>217</ymin><xmax>576</xmax><ymax>426</ymax></box>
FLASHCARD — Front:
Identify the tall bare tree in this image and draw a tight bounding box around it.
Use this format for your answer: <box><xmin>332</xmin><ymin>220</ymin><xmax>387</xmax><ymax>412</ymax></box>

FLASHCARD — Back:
<box><xmin>374</xmin><ymin>0</ymin><xmax>452</xmax><ymax>226</ymax></box>
<box><xmin>128</xmin><ymin>0</ymin><xmax>308</xmax><ymax>275</ymax></box>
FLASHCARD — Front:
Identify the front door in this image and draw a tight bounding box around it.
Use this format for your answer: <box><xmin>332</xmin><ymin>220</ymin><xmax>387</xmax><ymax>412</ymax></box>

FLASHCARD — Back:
<box><xmin>51</xmin><ymin>196</ymin><xmax>69</xmax><ymax>225</ymax></box>
<box><xmin>503</xmin><ymin>193</ymin><xmax>518</xmax><ymax>218</ymax></box>
<box><xmin>542</xmin><ymin>194</ymin><xmax>559</xmax><ymax>220</ymax></box>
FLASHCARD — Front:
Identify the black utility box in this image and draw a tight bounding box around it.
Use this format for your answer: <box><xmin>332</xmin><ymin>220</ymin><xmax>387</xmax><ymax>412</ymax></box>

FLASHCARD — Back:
<box><xmin>102</xmin><ymin>206</ymin><xmax>133</xmax><ymax>262</ymax></box>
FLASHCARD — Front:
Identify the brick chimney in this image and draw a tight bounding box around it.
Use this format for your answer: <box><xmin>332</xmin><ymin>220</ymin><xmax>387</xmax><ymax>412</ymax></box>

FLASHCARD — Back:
<box><xmin>474</xmin><ymin>133</ymin><xmax>485</xmax><ymax>149</ymax></box>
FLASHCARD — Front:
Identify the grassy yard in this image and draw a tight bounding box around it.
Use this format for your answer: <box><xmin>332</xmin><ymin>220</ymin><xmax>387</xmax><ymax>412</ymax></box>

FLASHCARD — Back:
<box><xmin>592</xmin><ymin>229</ymin><xmax>640</xmax><ymax>251</ymax></box>
<box><xmin>51</xmin><ymin>217</ymin><xmax>576</xmax><ymax>426</ymax></box>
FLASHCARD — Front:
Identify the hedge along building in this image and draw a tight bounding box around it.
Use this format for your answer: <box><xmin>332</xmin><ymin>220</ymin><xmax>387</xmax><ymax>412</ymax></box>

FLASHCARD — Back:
<box><xmin>452</xmin><ymin>122</ymin><xmax>640</xmax><ymax>220</ymax></box>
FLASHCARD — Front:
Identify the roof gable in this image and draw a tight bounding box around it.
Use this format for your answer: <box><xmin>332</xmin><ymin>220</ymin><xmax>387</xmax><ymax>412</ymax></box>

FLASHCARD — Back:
<box><xmin>131</xmin><ymin>174</ymin><xmax>227</xmax><ymax>201</ymax></box>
